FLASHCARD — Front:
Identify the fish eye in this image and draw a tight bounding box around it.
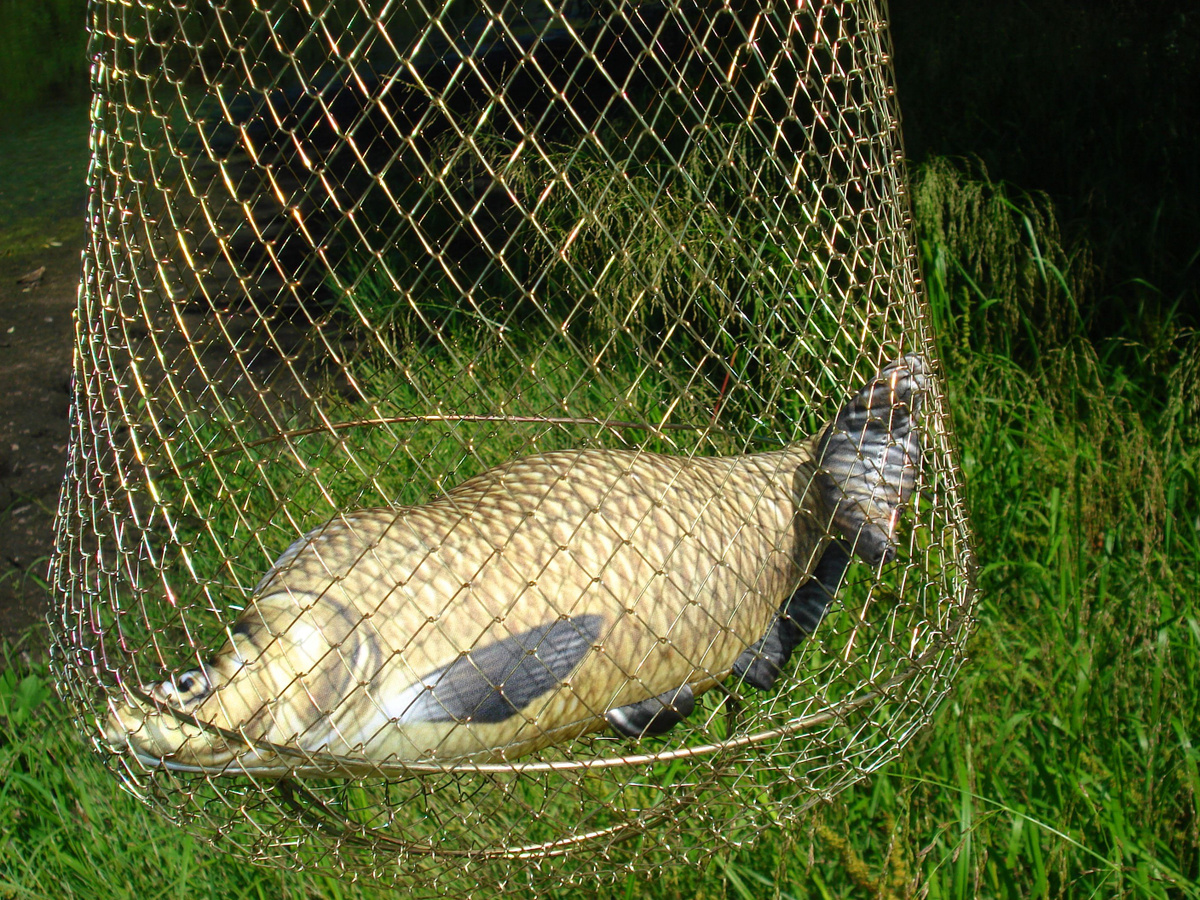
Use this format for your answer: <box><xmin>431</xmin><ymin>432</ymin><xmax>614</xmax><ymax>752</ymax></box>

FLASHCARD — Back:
<box><xmin>177</xmin><ymin>671</ymin><xmax>205</xmax><ymax>695</ymax></box>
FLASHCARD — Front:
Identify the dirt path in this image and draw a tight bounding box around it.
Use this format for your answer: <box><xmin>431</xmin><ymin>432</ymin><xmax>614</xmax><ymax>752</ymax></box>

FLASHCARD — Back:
<box><xmin>0</xmin><ymin>104</ymin><xmax>327</xmax><ymax>645</ymax></box>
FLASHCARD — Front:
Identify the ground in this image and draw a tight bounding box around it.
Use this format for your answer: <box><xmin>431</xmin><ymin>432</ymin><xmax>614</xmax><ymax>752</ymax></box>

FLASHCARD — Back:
<box><xmin>0</xmin><ymin>103</ymin><xmax>89</xmax><ymax>642</ymax></box>
<box><xmin>0</xmin><ymin>236</ymin><xmax>81</xmax><ymax>641</ymax></box>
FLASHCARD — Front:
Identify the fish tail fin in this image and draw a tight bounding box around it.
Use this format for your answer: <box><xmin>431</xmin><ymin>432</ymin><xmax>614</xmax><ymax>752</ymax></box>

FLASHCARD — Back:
<box><xmin>815</xmin><ymin>354</ymin><xmax>928</xmax><ymax>566</ymax></box>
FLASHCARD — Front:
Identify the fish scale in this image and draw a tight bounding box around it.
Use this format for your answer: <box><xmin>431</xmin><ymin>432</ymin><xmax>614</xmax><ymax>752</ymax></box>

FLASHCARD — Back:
<box><xmin>105</xmin><ymin>356</ymin><xmax>926</xmax><ymax>774</ymax></box>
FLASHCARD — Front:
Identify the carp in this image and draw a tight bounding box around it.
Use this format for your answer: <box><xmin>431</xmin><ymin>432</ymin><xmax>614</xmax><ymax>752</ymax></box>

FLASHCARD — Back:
<box><xmin>106</xmin><ymin>355</ymin><xmax>926</xmax><ymax>774</ymax></box>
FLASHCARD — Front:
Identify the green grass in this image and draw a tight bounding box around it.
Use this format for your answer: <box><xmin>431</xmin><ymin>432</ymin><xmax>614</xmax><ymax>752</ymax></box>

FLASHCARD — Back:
<box><xmin>332</xmin><ymin>120</ymin><xmax>876</xmax><ymax>427</ymax></box>
<box><xmin>4</xmin><ymin>159</ymin><xmax>1199</xmax><ymax>897</ymax></box>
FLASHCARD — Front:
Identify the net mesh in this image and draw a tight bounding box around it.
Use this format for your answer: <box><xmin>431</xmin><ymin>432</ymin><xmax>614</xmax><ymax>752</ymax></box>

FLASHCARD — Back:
<box><xmin>50</xmin><ymin>0</ymin><xmax>976</xmax><ymax>889</ymax></box>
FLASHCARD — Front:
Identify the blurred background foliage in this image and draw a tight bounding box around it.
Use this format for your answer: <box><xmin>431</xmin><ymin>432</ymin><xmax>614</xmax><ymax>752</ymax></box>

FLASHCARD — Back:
<box><xmin>0</xmin><ymin>0</ymin><xmax>89</xmax><ymax>115</ymax></box>
<box><xmin>889</xmin><ymin>0</ymin><xmax>1198</xmax><ymax>335</ymax></box>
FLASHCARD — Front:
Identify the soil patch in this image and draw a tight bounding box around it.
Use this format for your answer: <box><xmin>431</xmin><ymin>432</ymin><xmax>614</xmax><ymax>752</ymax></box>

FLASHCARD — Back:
<box><xmin>0</xmin><ymin>102</ymin><xmax>89</xmax><ymax>643</ymax></box>
<box><xmin>0</xmin><ymin>237</ymin><xmax>83</xmax><ymax>641</ymax></box>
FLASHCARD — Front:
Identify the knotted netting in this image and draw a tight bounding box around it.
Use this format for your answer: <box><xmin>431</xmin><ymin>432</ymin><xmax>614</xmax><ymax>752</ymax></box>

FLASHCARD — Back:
<box><xmin>50</xmin><ymin>0</ymin><xmax>976</xmax><ymax>888</ymax></box>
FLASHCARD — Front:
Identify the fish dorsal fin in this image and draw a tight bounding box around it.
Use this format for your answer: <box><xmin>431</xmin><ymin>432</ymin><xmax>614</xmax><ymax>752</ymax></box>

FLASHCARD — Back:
<box><xmin>815</xmin><ymin>354</ymin><xmax>927</xmax><ymax>566</ymax></box>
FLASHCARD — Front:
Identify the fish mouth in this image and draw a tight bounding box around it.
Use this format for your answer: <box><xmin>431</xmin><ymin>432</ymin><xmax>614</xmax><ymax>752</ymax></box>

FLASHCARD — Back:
<box><xmin>101</xmin><ymin>684</ymin><xmax>344</xmax><ymax>775</ymax></box>
<box><xmin>101</xmin><ymin>686</ymin><xmax>242</xmax><ymax>771</ymax></box>
<box><xmin>101</xmin><ymin>699</ymin><xmax>371</xmax><ymax>776</ymax></box>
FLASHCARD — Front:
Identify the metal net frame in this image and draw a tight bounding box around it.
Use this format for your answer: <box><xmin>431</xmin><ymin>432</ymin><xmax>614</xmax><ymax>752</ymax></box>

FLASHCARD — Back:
<box><xmin>50</xmin><ymin>0</ymin><xmax>977</xmax><ymax>888</ymax></box>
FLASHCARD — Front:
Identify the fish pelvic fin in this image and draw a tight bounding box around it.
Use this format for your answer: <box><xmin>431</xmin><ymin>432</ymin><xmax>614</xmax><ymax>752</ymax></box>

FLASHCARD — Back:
<box><xmin>815</xmin><ymin>354</ymin><xmax>927</xmax><ymax>566</ymax></box>
<box><xmin>605</xmin><ymin>684</ymin><xmax>696</xmax><ymax>738</ymax></box>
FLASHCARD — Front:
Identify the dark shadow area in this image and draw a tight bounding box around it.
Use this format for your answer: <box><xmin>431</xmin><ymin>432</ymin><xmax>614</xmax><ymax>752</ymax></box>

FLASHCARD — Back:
<box><xmin>0</xmin><ymin>101</ymin><xmax>88</xmax><ymax>641</ymax></box>
<box><xmin>891</xmin><ymin>0</ymin><xmax>1199</xmax><ymax>329</ymax></box>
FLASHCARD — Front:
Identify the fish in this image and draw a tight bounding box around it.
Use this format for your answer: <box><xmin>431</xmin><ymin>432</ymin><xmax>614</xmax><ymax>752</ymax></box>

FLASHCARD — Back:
<box><xmin>105</xmin><ymin>354</ymin><xmax>926</xmax><ymax>774</ymax></box>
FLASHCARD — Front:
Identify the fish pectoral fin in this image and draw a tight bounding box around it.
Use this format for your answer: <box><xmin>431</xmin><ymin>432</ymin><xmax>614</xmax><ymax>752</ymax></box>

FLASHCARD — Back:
<box><xmin>399</xmin><ymin>614</ymin><xmax>603</xmax><ymax>725</ymax></box>
<box><xmin>815</xmin><ymin>354</ymin><xmax>927</xmax><ymax>566</ymax></box>
<box><xmin>605</xmin><ymin>683</ymin><xmax>696</xmax><ymax>738</ymax></box>
<box><xmin>731</xmin><ymin>539</ymin><xmax>852</xmax><ymax>691</ymax></box>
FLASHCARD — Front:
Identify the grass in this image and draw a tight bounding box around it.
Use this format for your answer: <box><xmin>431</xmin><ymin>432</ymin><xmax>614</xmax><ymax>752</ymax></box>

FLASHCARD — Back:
<box><xmin>789</xmin><ymin>162</ymin><xmax>1200</xmax><ymax>898</ymax></box>
<box><xmin>3</xmin><ymin>159</ymin><xmax>1199</xmax><ymax>897</ymax></box>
